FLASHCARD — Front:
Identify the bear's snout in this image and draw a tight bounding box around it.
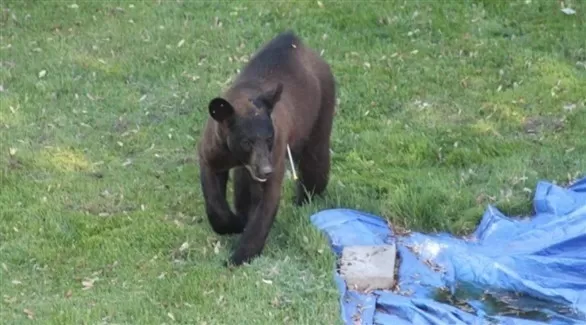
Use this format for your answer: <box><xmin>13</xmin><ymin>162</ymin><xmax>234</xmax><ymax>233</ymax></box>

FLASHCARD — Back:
<box><xmin>258</xmin><ymin>165</ymin><xmax>273</xmax><ymax>179</ymax></box>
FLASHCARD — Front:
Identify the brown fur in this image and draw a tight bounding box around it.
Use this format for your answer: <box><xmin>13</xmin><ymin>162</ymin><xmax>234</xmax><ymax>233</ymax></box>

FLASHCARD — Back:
<box><xmin>197</xmin><ymin>31</ymin><xmax>336</xmax><ymax>266</ymax></box>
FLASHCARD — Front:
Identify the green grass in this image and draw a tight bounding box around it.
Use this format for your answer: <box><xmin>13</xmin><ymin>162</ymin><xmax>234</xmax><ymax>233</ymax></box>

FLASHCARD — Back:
<box><xmin>1</xmin><ymin>0</ymin><xmax>585</xmax><ymax>323</ymax></box>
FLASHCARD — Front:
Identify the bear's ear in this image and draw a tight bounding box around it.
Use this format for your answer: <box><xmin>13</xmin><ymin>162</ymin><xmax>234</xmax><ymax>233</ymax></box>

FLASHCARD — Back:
<box><xmin>259</xmin><ymin>82</ymin><xmax>284</xmax><ymax>114</ymax></box>
<box><xmin>208</xmin><ymin>97</ymin><xmax>235</xmax><ymax>122</ymax></box>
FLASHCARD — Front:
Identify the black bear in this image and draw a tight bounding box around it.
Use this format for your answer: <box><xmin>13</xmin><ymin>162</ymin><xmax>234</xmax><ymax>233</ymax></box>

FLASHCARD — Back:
<box><xmin>197</xmin><ymin>30</ymin><xmax>336</xmax><ymax>266</ymax></box>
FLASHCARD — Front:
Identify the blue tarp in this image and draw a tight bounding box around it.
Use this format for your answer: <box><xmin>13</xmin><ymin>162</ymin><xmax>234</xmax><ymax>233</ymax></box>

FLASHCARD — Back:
<box><xmin>310</xmin><ymin>177</ymin><xmax>586</xmax><ymax>325</ymax></box>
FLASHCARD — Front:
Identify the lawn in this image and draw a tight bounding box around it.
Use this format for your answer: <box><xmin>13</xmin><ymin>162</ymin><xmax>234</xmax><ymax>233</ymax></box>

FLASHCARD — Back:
<box><xmin>1</xmin><ymin>0</ymin><xmax>584</xmax><ymax>324</ymax></box>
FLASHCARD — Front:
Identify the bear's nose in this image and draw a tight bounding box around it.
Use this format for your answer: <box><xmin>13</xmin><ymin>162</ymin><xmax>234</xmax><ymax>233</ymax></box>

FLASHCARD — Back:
<box><xmin>259</xmin><ymin>165</ymin><xmax>273</xmax><ymax>178</ymax></box>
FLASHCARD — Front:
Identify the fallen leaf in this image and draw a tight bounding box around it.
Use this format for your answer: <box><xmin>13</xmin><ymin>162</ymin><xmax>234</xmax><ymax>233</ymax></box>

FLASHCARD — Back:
<box><xmin>271</xmin><ymin>296</ymin><xmax>280</xmax><ymax>307</ymax></box>
<box><xmin>4</xmin><ymin>296</ymin><xmax>17</xmax><ymax>304</ymax></box>
<box><xmin>561</xmin><ymin>7</ymin><xmax>576</xmax><ymax>15</ymax></box>
<box><xmin>38</xmin><ymin>70</ymin><xmax>47</xmax><ymax>78</ymax></box>
<box><xmin>82</xmin><ymin>278</ymin><xmax>95</xmax><ymax>290</ymax></box>
<box><xmin>177</xmin><ymin>39</ymin><xmax>185</xmax><ymax>48</ymax></box>
<box><xmin>179</xmin><ymin>241</ymin><xmax>189</xmax><ymax>252</ymax></box>
<box><xmin>65</xmin><ymin>290</ymin><xmax>73</xmax><ymax>298</ymax></box>
<box><xmin>563</xmin><ymin>103</ymin><xmax>576</xmax><ymax>111</ymax></box>
<box><xmin>23</xmin><ymin>308</ymin><xmax>34</xmax><ymax>320</ymax></box>
<box><xmin>167</xmin><ymin>312</ymin><xmax>175</xmax><ymax>321</ymax></box>
<box><xmin>262</xmin><ymin>278</ymin><xmax>273</xmax><ymax>284</ymax></box>
<box><xmin>9</xmin><ymin>148</ymin><xmax>17</xmax><ymax>156</ymax></box>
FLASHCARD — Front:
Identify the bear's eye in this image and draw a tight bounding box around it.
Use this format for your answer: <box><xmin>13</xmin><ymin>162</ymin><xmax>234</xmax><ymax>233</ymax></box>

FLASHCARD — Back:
<box><xmin>267</xmin><ymin>136</ymin><xmax>274</xmax><ymax>148</ymax></box>
<box><xmin>241</xmin><ymin>139</ymin><xmax>252</xmax><ymax>151</ymax></box>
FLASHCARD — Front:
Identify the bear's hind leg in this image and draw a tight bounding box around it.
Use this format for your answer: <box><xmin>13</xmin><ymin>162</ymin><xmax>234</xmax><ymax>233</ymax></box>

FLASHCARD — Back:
<box><xmin>295</xmin><ymin>142</ymin><xmax>331</xmax><ymax>206</ymax></box>
<box><xmin>294</xmin><ymin>79</ymin><xmax>335</xmax><ymax>206</ymax></box>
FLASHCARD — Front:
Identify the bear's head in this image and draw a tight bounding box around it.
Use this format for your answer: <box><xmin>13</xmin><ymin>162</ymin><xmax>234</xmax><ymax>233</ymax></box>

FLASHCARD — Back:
<box><xmin>207</xmin><ymin>82</ymin><xmax>284</xmax><ymax>183</ymax></box>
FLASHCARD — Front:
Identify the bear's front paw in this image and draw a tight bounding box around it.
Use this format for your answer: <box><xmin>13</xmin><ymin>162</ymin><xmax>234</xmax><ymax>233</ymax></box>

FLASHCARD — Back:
<box><xmin>223</xmin><ymin>259</ymin><xmax>241</xmax><ymax>269</ymax></box>
<box><xmin>227</xmin><ymin>250</ymin><xmax>255</xmax><ymax>267</ymax></box>
<box><xmin>209</xmin><ymin>214</ymin><xmax>246</xmax><ymax>235</ymax></box>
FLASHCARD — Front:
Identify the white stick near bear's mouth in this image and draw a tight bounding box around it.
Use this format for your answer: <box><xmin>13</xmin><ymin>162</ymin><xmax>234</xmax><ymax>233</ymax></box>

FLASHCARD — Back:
<box><xmin>244</xmin><ymin>165</ymin><xmax>268</xmax><ymax>183</ymax></box>
<box><xmin>287</xmin><ymin>144</ymin><xmax>298</xmax><ymax>181</ymax></box>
